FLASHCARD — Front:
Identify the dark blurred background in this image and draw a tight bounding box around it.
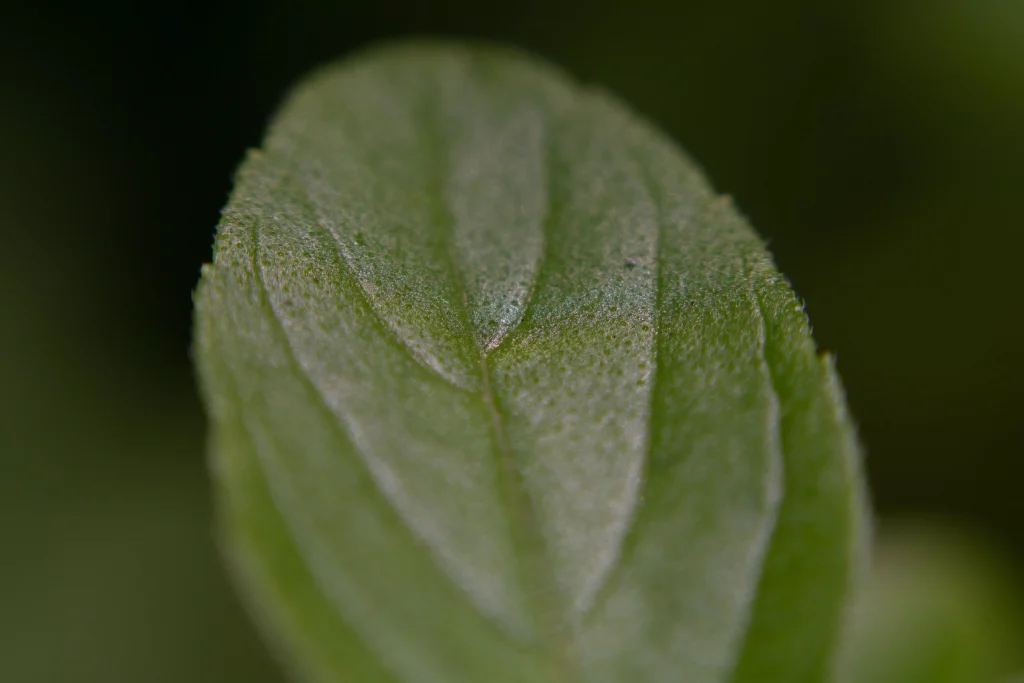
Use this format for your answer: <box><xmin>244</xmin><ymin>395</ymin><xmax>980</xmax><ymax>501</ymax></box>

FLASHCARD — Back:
<box><xmin>2</xmin><ymin>1</ymin><xmax>1022</xmax><ymax>681</ymax></box>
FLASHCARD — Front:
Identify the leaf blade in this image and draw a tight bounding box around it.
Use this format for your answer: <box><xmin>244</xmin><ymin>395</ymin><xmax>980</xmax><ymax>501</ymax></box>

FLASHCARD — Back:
<box><xmin>195</xmin><ymin>41</ymin><xmax>868</xmax><ymax>683</ymax></box>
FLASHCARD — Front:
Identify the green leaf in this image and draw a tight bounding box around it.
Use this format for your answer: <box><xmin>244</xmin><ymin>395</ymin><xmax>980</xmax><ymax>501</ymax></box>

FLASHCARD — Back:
<box><xmin>194</xmin><ymin>41</ymin><xmax>868</xmax><ymax>683</ymax></box>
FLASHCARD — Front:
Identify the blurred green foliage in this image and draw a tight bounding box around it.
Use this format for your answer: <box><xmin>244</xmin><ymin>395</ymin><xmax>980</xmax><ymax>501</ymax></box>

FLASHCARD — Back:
<box><xmin>2</xmin><ymin>0</ymin><xmax>1022</xmax><ymax>681</ymax></box>
<box><xmin>842</xmin><ymin>522</ymin><xmax>1024</xmax><ymax>683</ymax></box>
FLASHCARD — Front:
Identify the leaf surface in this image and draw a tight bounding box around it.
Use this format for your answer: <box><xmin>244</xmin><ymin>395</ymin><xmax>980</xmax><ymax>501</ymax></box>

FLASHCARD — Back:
<box><xmin>194</xmin><ymin>42</ymin><xmax>868</xmax><ymax>683</ymax></box>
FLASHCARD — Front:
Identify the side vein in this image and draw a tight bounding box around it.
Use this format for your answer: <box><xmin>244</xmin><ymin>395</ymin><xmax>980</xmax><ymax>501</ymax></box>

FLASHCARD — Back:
<box><xmin>241</xmin><ymin>216</ymin><xmax>430</xmax><ymax>678</ymax></box>
<box><xmin>724</xmin><ymin>257</ymin><xmax>788</xmax><ymax>682</ymax></box>
<box><xmin>486</xmin><ymin>116</ymin><xmax>554</xmax><ymax>354</ymax></box>
<box><xmin>243</xmin><ymin>215</ymin><xmax>513</xmax><ymax>670</ymax></box>
<box><xmin>578</xmin><ymin>148</ymin><xmax>667</xmax><ymax>623</ymax></box>
<box><xmin>291</xmin><ymin>175</ymin><xmax>473</xmax><ymax>392</ymax></box>
<box><xmin>206</xmin><ymin>311</ymin><xmax>403</xmax><ymax>683</ymax></box>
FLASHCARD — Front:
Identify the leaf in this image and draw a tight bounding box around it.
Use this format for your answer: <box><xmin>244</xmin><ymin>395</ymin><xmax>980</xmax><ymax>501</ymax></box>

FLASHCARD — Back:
<box><xmin>194</xmin><ymin>41</ymin><xmax>868</xmax><ymax>683</ymax></box>
<box><xmin>838</xmin><ymin>521</ymin><xmax>1024</xmax><ymax>683</ymax></box>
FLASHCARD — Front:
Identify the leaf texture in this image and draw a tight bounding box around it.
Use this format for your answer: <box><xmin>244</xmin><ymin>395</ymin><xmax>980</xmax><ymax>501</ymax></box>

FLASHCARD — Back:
<box><xmin>194</xmin><ymin>42</ymin><xmax>869</xmax><ymax>683</ymax></box>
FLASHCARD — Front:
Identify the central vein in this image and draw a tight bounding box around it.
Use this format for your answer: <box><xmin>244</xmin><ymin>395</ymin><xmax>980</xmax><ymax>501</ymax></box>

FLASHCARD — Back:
<box><xmin>424</xmin><ymin>81</ymin><xmax>579</xmax><ymax>682</ymax></box>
